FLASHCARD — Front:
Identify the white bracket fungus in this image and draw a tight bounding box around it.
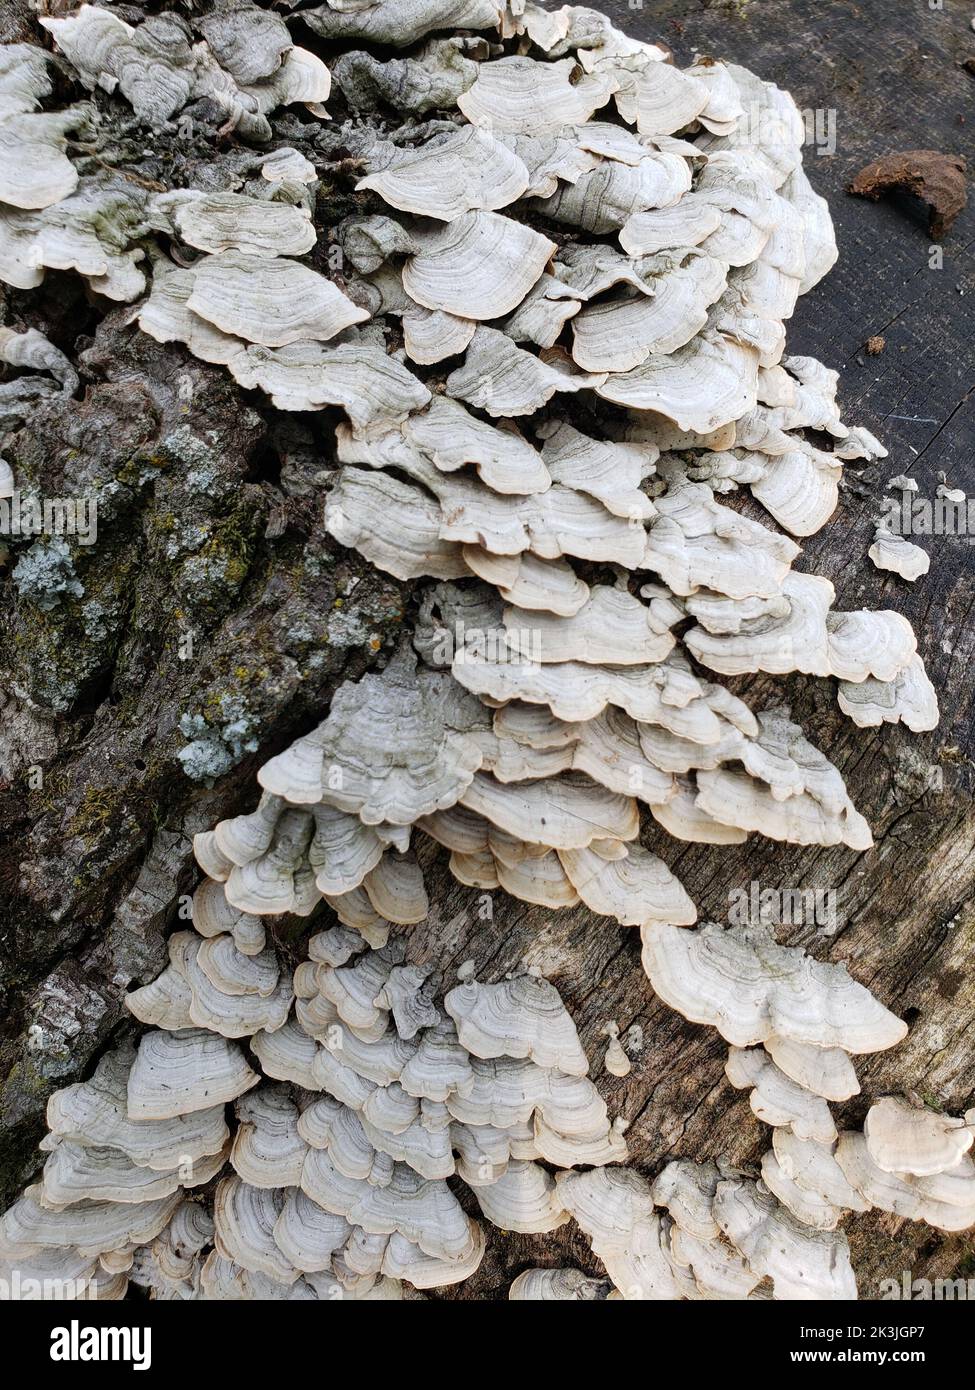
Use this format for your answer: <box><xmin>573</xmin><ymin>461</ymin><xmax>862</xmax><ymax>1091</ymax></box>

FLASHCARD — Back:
<box><xmin>725</xmin><ymin>1047</ymin><xmax>838</xmax><ymax>1145</ymax></box>
<box><xmin>357</xmin><ymin>126</ymin><xmax>530</xmax><ymax>220</ymax></box>
<box><xmin>509</xmin><ymin>1266</ymin><xmax>611</xmax><ymax>1300</ymax></box>
<box><xmin>2</xmin><ymin>0</ymin><xmax>956</xmax><ymax>1303</ymax></box>
<box><xmin>127</xmin><ymin>1028</ymin><xmax>260</xmax><ymax>1120</ymax></box>
<box><xmin>151</xmin><ymin>190</ymin><xmax>318</xmax><ymax>259</ymax></box>
<box><xmin>0</xmin><ymin>110</ymin><xmax>86</xmax><ymax>211</ymax></box>
<box><xmin>601</xmin><ymin>1022</ymin><xmax>632</xmax><ymax>1078</ymax></box>
<box><xmin>186</xmin><ymin>251</ymin><xmax>368</xmax><ymax>348</ymax></box>
<box><xmin>837</xmin><ymin>656</ymin><xmax>939</xmax><ymax>733</ymax></box>
<box><xmin>864</xmin><ymin>1097</ymin><xmax>974</xmax><ymax>1178</ymax></box>
<box><xmin>713</xmin><ymin>1177</ymin><xmax>856</xmax><ymax>1300</ymax></box>
<box><xmin>9</xmin><ymin>895</ymin><xmax>628</xmax><ymax>1297</ymax></box>
<box><xmin>403</xmin><ymin>211</ymin><xmax>557</xmax><ymax>320</ymax></box>
<box><xmin>640</xmin><ymin>922</ymin><xmax>907</xmax><ymax>1054</ymax></box>
<box><xmin>457</xmin><ymin>55</ymin><xmax>616</xmax><ymax>134</ymax></box>
<box><xmin>444</xmin><ymin>972</ymin><xmax>590</xmax><ymax>1075</ymax></box>
<box><xmin>835</xmin><ymin>1132</ymin><xmax>975</xmax><ymax>1233</ymax></box>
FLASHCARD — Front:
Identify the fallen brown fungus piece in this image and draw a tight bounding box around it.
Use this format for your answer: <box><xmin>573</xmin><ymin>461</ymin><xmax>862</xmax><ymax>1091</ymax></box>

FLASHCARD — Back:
<box><xmin>847</xmin><ymin>149</ymin><xmax>967</xmax><ymax>239</ymax></box>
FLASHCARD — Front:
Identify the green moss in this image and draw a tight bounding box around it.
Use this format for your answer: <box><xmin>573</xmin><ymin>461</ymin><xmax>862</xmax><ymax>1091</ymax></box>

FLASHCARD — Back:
<box><xmin>12</xmin><ymin>542</ymin><xmax>136</xmax><ymax>710</ymax></box>
<box><xmin>68</xmin><ymin>785</ymin><xmax>123</xmax><ymax>843</ymax></box>
<box><xmin>201</xmin><ymin>529</ymin><xmax>252</xmax><ymax>588</ymax></box>
<box><xmin>113</xmin><ymin>449</ymin><xmax>168</xmax><ymax>489</ymax></box>
<box><xmin>3</xmin><ymin>1058</ymin><xmax>51</xmax><ymax>1099</ymax></box>
<box><xmin>177</xmin><ymin>498</ymin><xmax>263</xmax><ymax>610</ymax></box>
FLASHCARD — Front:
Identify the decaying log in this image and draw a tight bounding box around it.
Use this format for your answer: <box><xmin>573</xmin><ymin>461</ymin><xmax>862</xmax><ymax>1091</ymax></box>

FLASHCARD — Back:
<box><xmin>1</xmin><ymin>0</ymin><xmax>973</xmax><ymax>1300</ymax></box>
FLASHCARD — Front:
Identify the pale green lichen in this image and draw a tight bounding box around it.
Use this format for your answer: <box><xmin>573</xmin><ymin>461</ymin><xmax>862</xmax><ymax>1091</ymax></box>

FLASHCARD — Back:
<box><xmin>80</xmin><ymin>598</ymin><xmax>111</xmax><ymax>641</ymax></box>
<box><xmin>327</xmin><ymin>604</ymin><xmax>378</xmax><ymax>648</ymax></box>
<box><xmin>177</xmin><ymin>730</ymin><xmax>235</xmax><ymax>782</ymax></box>
<box><xmin>177</xmin><ymin>693</ymin><xmax>260</xmax><ymax>782</ymax></box>
<box><xmin>12</xmin><ymin>537</ymin><xmax>83</xmax><ymax>611</ymax></box>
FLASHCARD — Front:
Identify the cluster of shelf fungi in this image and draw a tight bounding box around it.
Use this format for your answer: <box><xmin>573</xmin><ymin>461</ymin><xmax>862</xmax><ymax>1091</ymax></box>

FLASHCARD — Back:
<box><xmin>0</xmin><ymin>0</ymin><xmax>967</xmax><ymax>1301</ymax></box>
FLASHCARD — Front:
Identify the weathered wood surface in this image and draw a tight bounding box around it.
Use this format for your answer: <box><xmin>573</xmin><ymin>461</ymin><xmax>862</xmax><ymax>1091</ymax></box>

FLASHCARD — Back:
<box><xmin>0</xmin><ymin>0</ymin><xmax>973</xmax><ymax>1300</ymax></box>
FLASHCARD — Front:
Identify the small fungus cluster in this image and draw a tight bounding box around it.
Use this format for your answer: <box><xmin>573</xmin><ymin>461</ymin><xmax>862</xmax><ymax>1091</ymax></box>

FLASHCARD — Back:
<box><xmin>2</xmin><ymin>939</ymin><xmax>628</xmax><ymax>1298</ymax></box>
